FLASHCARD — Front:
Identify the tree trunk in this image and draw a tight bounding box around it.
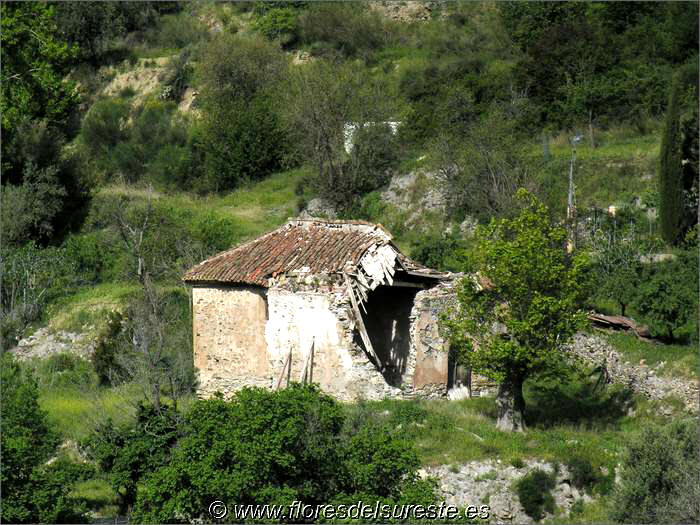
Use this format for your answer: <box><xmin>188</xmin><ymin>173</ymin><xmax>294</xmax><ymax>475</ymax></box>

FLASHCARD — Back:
<box><xmin>152</xmin><ymin>381</ymin><xmax>161</xmax><ymax>411</ymax></box>
<box><xmin>495</xmin><ymin>376</ymin><xmax>526</xmax><ymax>432</ymax></box>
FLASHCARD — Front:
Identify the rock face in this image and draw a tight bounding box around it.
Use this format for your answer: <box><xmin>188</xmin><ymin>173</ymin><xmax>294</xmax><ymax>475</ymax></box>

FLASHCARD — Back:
<box><xmin>425</xmin><ymin>460</ymin><xmax>592</xmax><ymax>524</ymax></box>
<box><xmin>10</xmin><ymin>327</ymin><xmax>96</xmax><ymax>361</ymax></box>
<box><xmin>566</xmin><ymin>333</ymin><xmax>699</xmax><ymax>412</ymax></box>
<box><xmin>303</xmin><ymin>198</ymin><xmax>337</xmax><ymax>219</ymax></box>
<box><xmin>370</xmin><ymin>1</ymin><xmax>437</xmax><ymax>22</ymax></box>
<box><xmin>381</xmin><ymin>170</ymin><xmax>446</xmax><ymax>224</ymax></box>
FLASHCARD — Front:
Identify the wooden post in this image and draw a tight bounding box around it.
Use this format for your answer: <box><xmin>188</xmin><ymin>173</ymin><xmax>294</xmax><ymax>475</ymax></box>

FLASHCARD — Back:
<box><xmin>309</xmin><ymin>338</ymin><xmax>314</xmax><ymax>384</ymax></box>
<box><xmin>275</xmin><ymin>350</ymin><xmax>292</xmax><ymax>390</ymax></box>
<box><xmin>286</xmin><ymin>347</ymin><xmax>292</xmax><ymax>387</ymax></box>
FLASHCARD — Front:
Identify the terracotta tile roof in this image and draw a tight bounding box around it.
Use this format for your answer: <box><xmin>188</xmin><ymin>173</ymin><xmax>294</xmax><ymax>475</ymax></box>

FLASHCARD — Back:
<box><xmin>183</xmin><ymin>218</ymin><xmax>444</xmax><ymax>286</ymax></box>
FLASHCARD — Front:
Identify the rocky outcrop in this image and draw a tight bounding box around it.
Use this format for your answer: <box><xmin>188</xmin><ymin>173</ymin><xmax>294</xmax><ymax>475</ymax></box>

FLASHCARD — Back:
<box><xmin>423</xmin><ymin>459</ymin><xmax>593</xmax><ymax>524</ymax></box>
<box><xmin>10</xmin><ymin>327</ymin><xmax>96</xmax><ymax>361</ymax></box>
<box><xmin>566</xmin><ymin>333</ymin><xmax>699</xmax><ymax>412</ymax></box>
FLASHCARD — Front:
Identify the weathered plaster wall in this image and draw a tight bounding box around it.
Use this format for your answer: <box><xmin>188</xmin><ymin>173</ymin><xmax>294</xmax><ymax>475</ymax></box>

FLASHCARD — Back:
<box><xmin>192</xmin><ymin>285</ymin><xmax>270</xmax><ymax>397</ymax></box>
<box><xmin>265</xmin><ymin>284</ymin><xmax>404</xmax><ymax>401</ymax></box>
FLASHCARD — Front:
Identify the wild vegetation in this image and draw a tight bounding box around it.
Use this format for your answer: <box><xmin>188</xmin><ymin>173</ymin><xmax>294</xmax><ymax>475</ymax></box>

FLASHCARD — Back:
<box><xmin>1</xmin><ymin>1</ymin><xmax>697</xmax><ymax>523</ymax></box>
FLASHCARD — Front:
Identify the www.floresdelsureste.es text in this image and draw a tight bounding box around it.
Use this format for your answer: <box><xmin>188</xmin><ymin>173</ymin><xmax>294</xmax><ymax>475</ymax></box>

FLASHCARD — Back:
<box><xmin>208</xmin><ymin>500</ymin><xmax>491</xmax><ymax>521</ymax></box>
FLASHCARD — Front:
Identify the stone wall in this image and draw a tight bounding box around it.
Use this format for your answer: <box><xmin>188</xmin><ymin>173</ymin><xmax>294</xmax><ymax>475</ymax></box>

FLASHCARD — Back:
<box><xmin>192</xmin><ymin>285</ymin><xmax>270</xmax><ymax>398</ymax></box>
<box><xmin>565</xmin><ymin>333</ymin><xmax>699</xmax><ymax>412</ymax></box>
<box><xmin>408</xmin><ymin>280</ymin><xmax>498</xmax><ymax>399</ymax></box>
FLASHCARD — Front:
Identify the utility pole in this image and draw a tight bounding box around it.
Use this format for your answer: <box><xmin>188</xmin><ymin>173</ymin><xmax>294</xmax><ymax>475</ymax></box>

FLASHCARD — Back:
<box><xmin>567</xmin><ymin>136</ymin><xmax>581</xmax><ymax>252</ymax></box>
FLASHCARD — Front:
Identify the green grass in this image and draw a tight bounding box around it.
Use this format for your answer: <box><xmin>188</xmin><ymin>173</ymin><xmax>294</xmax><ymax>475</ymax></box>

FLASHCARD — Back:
<box><xmin>357</xmin><ymin>376</ymin><xmax>674</xmax><ymax>496</ymax></box>
<box><xmin>70</xmin><ymin>477</ymin><xmax>120</xmax><ymax>518</ymax></box>
<box><xmin>40</xmin><ymin>383</ymin><xmax>142</xmax><ymax>441</ymax></box>
<box><xmin>605</xmin><ymin>332</ymin><xmax>698</xmax><ymax>379</ymax></box>
<box><xmin>44</xmin><ymin>282</ymin><xmax>139</xmax><ymax>336</ymax></box>
<box><xmin>101</xmin><ymin>167</ymin><xmax>311</xmax><ymax>248</ymax></box>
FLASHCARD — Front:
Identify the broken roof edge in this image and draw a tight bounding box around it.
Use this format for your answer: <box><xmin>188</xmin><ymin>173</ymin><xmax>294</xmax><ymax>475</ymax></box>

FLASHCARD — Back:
<box><xmin>286</xmin><ymin>217</ymin><xmax>394</xmax><ymax>240</ymax></box>
<box><xmin>182</xmin><ymin>216</ymin><xmax>450</xmax><ymax>285</ymax></box>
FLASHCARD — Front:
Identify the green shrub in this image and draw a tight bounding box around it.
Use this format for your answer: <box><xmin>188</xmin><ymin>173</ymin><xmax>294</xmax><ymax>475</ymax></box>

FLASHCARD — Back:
<box><xmin>81</xmin><ymin>98</ymin><xmax>130</xmax><ymax>161</ymax></box>
<box><xmin>510</xmin><ymin>458</ymin><xmax>525</xmax><ymax>469</ymax></box>
<box><xmin>515</xmin><ymin>469</ymin><xmax>556</xmax><ymax>521</ymax></box>
<box><xmin>298</xmin><ymin>3</ymin><xmax>389</xmax><ymax>61</ymax></box>
<box><xmin>126</xmin><ymin>385</ymin><xmax>435</xmax><ymax>522</ymax></box>
<box><xmin>160</xmin><ymin>49</ymin><xmax>193</xmax><ymax>102</ymax></box>
<box><xmin>83</xmin><ymin>402</ymin><xmax>180</xmax><ymax>512</ymax></box>
<box><xmin>33</xmin><ymin>353</ymin><xmax>98</xmax><ymax>391</ymax></box>
<box><xmin>565</xmin><ymin>457</ymin><xmax>596</xmax><ymax>492</ymax></box>
<box><xmin>64</xmin><ymin>232</ymin><xmax>115</xmax><ymax>284</ymax></box>
<box><xmin>633</xmin><ymin>250</ymin><xmax>698</xmax><ymax>341</ymax></box>
<box><xmin>612</xmin><ymin>419</ymin><xmax>699</xmax><ymax>523</ymax></box>
<box><xmin>410</xmin><ymin>232</ymin><xmax>469</xmax><ymax>272</ymax></box>
<box><xmin>1</xmin><ymin>355</ymin><xmax>88</xmax><ymax>523</ymax></box>
<box><xmin>252</xmin><ymin>7</ymin><xmax>299</xmax><ymax>46</ymax></box>
<box><xmin>196</xmin><ymin>95</ymin><xmax>288</xmax><ymax>192</ymax></box>
<box><xmin>147</xmin><ymin>12</ymin><xmax>208</xmax><ymax>49</ymax></box>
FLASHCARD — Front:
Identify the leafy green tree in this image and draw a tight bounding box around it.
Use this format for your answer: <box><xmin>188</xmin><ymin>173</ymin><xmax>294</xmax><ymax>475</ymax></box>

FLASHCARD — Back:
<box><xmin>0</xmin><ymin>355</ymin><xmax>87</xmax><ymax>523</ymax></box>
<box><xmin>194</xmin><ymin>33</ymin><xmax>289</xmax><ymax>192</ymax></box>
<box><xmin>55</xmin><ymin>2</ymin><xmax>121</xmax><ymax>64</ymax></box>
<box><xmin>612</xmin><ymin>419</ymin><xmax>699</xmax><ymax>523</ymax></box>
<box><xmin>659</xmin><ymin>69</ymin><xmax>686</xmax><ymax>245</ymax></box>
<box><xmin>442</xmin><ymin>190</ymin><xmax>590</xmax><ymax>431</ymax></box>
<box><xmin>633</xmin><ymin>251</ymin><xmax>698</xmax><ymax>341</ymax></box>
<box><xmin>658</xmin><ymin>61</ymin><xmax>699</xmax><ymax>245</ymax></box>
<box><xmin>410</xmin><ymin>232</ymin><xmax>469</xmax><ymax>273</ymax></box>
<box><xmin>55</xmin><ymin>2</ymin><xmax>158</xmax><ymax>63</ymax></box>
<box><xmin>0</xmin><ymin>2</ymin><xmax>77</xmax><ymax>179</ymax></box>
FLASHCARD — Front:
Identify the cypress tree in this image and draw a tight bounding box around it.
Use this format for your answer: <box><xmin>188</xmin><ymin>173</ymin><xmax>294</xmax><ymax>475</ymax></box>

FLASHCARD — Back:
<box><xmin>658</xmin><ymin>72</ymin><xmax>684</xmax><ymax>245</ymax></box>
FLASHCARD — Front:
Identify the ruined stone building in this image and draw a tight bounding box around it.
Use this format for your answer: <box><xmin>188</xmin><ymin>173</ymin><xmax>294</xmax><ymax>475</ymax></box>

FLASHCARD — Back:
<box><xmin>183</xmin><ymin>218</ymin><xmax>473</xmax><ymax>401</ymax></box>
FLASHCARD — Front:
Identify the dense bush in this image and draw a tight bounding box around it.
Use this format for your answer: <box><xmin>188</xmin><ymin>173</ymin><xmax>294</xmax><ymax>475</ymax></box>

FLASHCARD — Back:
<box><xmin>515</xmin><ymin>468</ymin><xmax>556</xmax><ymax>521</ymax></box>
<box><xmin>33</xmin><ymin>353</ymin><xmax>98</xmax><ymax>391</ymax></box>
<box><xmin>55</xmin><ymin>2</ymin><xmax>157</xmax><ymax>63</ymax></box>
<box><xmin>565</xmin><ymin>457</ymin><xmax>596</xmax><ymax>492</ymax></box>
<box><xmin>81</xmin><ymin>98</ymin><xmax>130</xmax><ymax>163</ymax></box>
<box><xmin>1</xmin><ymin>355</ymin><xmax>88</xmax><ymax>523</ymax></box>
<box><xmin>84</xmin><ymin>402</ymin><xmax>180</xmax><ymax>512</ymax></box>
<box><xmin>91</xmin><ymin>311</ymin><xmax>128</xmax><ymax>386</ymax></box>
<box><xmin>145</xmin><ymin>11</ymin><xmax>208</xmax><ymax>50</ymax></box>
<box><xmin>498</xmin><ymin>2</ymin><xmax>698</xmax><ymax>127</ymax></box>
<box><xmin>195</xmin><ymin>95</ymin><xmax>287</xmax><ymax>192</ymax></box>
<box><xmin>96</xmin><ymin>385</ymin><xmax>438</xmax><ymax>522</ymax></box>
<box><xmin>252</xmin><ymin>7</ymin><xmax>300</xmax><ymax>46</ymax></box>
<box><xmin>410</xmin><ymin>232</ymin><xmax>469</xmax><ymax>272</ymax></box>
<box><xmin>193</xmin><ymin>33</ymin><xmax>290</xmax><ymax>192</ymax></box>
<box><xmin>298</xmin><ymin>3</ymin><xmax>390</xmax><ymax>61</ymax></box>
<box><xmin>612</xmin><ymin>419</ymin><xmax>699</xmax><ymax>523</ymax></box>
<box><xmin>633</xmin><ymin>249</ymin><xmax>698</xmax><ymax>342</ymax></box>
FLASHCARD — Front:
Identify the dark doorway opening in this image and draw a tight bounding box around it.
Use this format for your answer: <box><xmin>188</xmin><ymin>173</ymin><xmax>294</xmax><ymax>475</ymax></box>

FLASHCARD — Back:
<box><xmin>359</xmin><ymin>285</ymin><xmax>418</xmax><ymax>386</ymax></box>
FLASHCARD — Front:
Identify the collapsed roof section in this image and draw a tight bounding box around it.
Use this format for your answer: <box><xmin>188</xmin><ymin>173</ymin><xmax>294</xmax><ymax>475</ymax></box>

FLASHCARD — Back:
<box><xmin>182</xmin><ymin>218</ymin><xmax>448</xmax><ymax>288</ymax></box>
